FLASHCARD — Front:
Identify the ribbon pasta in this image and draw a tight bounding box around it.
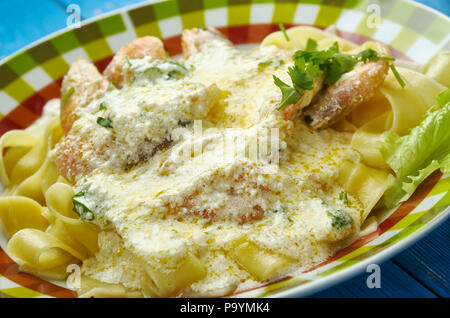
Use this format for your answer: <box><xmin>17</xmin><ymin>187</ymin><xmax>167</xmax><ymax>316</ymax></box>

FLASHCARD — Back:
<box><xmin>262</xmin><ymin>26</ymin><xmax>449</xmax><ymax>223</ymax></box>
<box><xmin>0</xmin><ymin>26</ymin><xmax>448</xmax><ymax>298</ymax></box>
<box><xmin>0</xmin><ymin>109</ymin><xmax>100</xmax><ymax>281</ymax></box>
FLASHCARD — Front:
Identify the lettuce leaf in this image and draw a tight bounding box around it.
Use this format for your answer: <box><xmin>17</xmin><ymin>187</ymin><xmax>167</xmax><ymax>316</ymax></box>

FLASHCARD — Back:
<box><xmin>380</xmin><ymin>88</ymin><xmax>450</xmax><ymax>207</ymax></box>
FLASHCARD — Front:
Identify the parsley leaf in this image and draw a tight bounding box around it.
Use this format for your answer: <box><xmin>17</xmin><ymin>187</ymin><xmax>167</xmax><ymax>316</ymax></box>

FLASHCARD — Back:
<box><xmin>72</xmin><ymin>192</ymin><xmax>95</xmax><ymax>221</ymax></box>
<box><xmin>92</xmin><ymin>102</ymin><xmax>107</xmax><ymax>114</ymax></box>
<box><xmin>274</xmin><ymin>39</ymin><xmax>405</xmax><ymax>110</ymax></box>
<box><xmin>125</xmin><ymin>56</ymin><xmax>132</xmax><ymax>67</ymax></box>
<box><xmin>273</xmin><ymin>75</ymin><xmax>302</xmax><ymax>110</ymax></box>
<box><xmin>306</xmin><ymin>38</ymin><xmax>318</xmax><ymax>51</ymax></box>
<box><xmin>279</xmin><ymin>23</ymin><xmax>290</xmax><ymax>42</ymax></box>
<box><xmin>328</xmin><ymin>209</ymin><xmax>353</xmax><ymax>229</ymax></box>
<box><xmin>97</xmin><ymin>117</ymin><xmax>113</xmax><ymax>128</ymax></box>
<box><xmin>390</xmin><ymin>64</ymin><xmax>406</xmax><ymax>88</ymax></box>
<box><xmin>61</xmin><ymin>87</ymin><xmax>74</xmax><ymax>103</ymax></box>
<box><xmin>339</xmin><ymin>191</ymin><xmax>349</xmax><ymax>206</ymax></box>
<box><xmin>107</xmin><ymin>81</ymin><xmax>116</xmax><ymax>92</ymax></box>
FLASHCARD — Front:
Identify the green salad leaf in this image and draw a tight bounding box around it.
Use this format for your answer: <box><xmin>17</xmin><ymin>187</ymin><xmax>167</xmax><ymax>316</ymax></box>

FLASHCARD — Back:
<box><xmin>380</xmin><ymin>88</ymin><xmax>450</xmax><ymax>207</ymax></box>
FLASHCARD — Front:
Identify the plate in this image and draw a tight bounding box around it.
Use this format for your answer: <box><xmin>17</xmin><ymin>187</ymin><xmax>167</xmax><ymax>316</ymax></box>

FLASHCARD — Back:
<box><xmin>0</xmin><ymin>0</ymin><xmax>449</xmax><ymax>298</ymax></box>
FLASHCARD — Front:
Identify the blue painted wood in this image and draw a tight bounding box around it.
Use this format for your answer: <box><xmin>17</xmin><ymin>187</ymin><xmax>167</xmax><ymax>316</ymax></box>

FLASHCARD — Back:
<box><xmin>392</xmin><ymin>218</ymin><xmax>449</xmax><ymax>297</ymax></box>
<box><xmin>311</xmin><ymin>219</ymin><xmax>449</xmax><ymax>298</ymax></box>
<box><xmin>417</xmin><ymin>0</ymin><xmax>450</xmax><ymax>15</ymax></box>
<box><xmin>310</xmin><ymin>260</ymin><xmax>437</xmax><ymax>298</ymax></box>
<box><xmin>0</xmin><ymin>0</ymin><xmax>66</xmax><ymax>60</ymax></box>
<box><xmin>0</xmin><ymin>0</ymin><xmax>448</xmax><ymax>298</ymax></box>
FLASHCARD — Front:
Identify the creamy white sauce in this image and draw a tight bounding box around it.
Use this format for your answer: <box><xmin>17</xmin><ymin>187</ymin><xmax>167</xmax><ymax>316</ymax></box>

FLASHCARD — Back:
<box><xmin>65</xmin><ymin>35</ymin><xmax>363</xmax><ymax>296</ymax></box>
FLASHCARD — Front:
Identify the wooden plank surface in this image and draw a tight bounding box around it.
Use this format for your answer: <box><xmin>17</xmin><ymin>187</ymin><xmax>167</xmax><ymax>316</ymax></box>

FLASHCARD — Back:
<box><xmin>392</xmin><ymin>218</ymin><xmax>449</xmax><ymax>297</ymax></box>
<box><xmin>311</xmin><ymin>218</ymin><xmax>449</xmax><ymax>297</ymax></box>
<box><xmin>310</xmin><ymin>260</ymin><xmax>438</xmax><ymax>298</ymax></box>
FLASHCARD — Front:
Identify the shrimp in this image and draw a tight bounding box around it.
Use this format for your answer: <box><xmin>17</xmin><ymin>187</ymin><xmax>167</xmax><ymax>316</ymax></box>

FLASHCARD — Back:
<box><xmin>57</xmin><ymin>37</ymin><xmax>166</xmax><ymax>183</ymax></box>
<box><xmin>55</xmin><ymin>132</ymin><xmax>96</xmax><ymax>183</ymax></box>
<box><xmin>165</xmin><ymin>170</ymin><xmax>274</xmax><ymax>224</ymax></box>
<box><xmin>278</xmin><ymin>76</ymin><xmax>324</xmax><ymax>121</ymax></box>
<box><xmin>303</xmin><ymin>59</ymin><xmax>389</xmax><ymax>130</ymax></box>
<box><xmin>103</xmin><ymin>36</ymin><xmax>165</xmax><ymax>88</ymax></box>
<box><xmin>60</xmin><ymin>57</ymin><xmax>108</xmax><ymax>134</ymax></box>
<box><xmin>181</xmin><ymin>27</ymin><xmax>230</xmax><ymax>58</ymax></box>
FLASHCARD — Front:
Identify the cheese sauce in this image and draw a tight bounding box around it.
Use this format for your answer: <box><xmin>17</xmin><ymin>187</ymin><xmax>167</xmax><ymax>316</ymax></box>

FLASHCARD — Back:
<box><xmin>71</xmin><ymin>40</ymin><xmax>363</xmax><ymax>296</ymax></box>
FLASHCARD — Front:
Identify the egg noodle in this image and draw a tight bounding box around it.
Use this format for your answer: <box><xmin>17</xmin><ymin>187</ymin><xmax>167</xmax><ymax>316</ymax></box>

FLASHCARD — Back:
<box><xmin>0</xmin><ymin>26</ymin><xmax>448</xmax><ymax>297</ymax></box>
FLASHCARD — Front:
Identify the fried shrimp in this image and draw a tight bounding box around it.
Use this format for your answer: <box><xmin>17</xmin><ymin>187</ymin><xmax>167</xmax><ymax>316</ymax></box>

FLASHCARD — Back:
<box><xmin>181</xmin><ymin>27</ymin><xmax>230</xmax><ymax>58</ymax></box>
<box><xmin>60</xmin><ymin>57</ymin><xmax>108</xmax><ymax>134</ymax></box>
<box><xmin>303</xmin><ymin>58</ymin><xmax>390</xmax><ymax>130</ymax></box>
<box><xmin>103</xmin><ymin>36</ymin><xmax>166</xmax><ymax>88</ymax></box>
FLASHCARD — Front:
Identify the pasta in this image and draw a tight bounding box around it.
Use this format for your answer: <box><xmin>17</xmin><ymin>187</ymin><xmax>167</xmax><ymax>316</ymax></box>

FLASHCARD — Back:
<box><xmin>0</xmin><ymin>25</ymin><xmax>448</xmax><ymax>297</ymax></box>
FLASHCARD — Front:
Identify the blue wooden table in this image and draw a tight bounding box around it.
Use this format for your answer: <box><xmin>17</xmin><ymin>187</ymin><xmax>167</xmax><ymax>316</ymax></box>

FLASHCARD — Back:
<box><xmin>0</xmin><ymin>0</ymin><xmax>448</xmax><ymax>298</ymax></box>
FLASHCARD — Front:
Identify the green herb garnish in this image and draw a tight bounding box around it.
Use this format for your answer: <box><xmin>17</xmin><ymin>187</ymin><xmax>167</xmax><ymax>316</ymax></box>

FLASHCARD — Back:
<box><xmin>125</xmin><ymin>56</ymin><xmax>132</xmax><ymax>67</ymax></box>
<box><xmin>97</xmin><ymin>117</ymin><xmax>113</xmax><ymax>128</ymax></box>
<box><xmin>273</xmin><ymin>75</ymin><xmax>303</xmax><ymax>110</ymax></box>
<box><xmin>99</xmin><ymin>102</ymin><xmax>107</xmax><ymax>111</ymax></box>
<box><xmin>339</xmin><ymin>191</ymin><xmax>349</xmax><ymax>206</ymax></box>
<box><xmin>166</xmin><ymin>60</ymin><xmax>188</xmax><ymax>71</ymax></box>
<box><xmin>306</xmin><ymin>38</ymin><xmax>318</xmax><ymax>51</ymax></box>
<box><xmin>92</xmin><ymin>102</ymin><xmax>107</xmax><ymax>114</ymax></box>
<box><xmin>107</xmin><ymin>81</ymin><xmax>116</xmax><ymax>92</ymax></box>
<box><xmin>327</xmin><ymin>209</ymin><xmax>353</xmax><ymax>230</ymax></box>
<box><xmin>61</xmin><ymin>87</ymin><xmax>74</xmax><ymax>103</ymax></box>
<box><xmin>390</xmin><ymin>64</ymin><xmax>406</xmax><ymax>88</ymax></box>
<box><xmin>274</xmin><ymin>40</ymin><xmax>405</xmax><ymax>110</ymax></box>
<box><xmin>72</xmin><ymin>192</ymin><xmax>95</xmax><ymax>221</ymax></box>
<box><xmin>258</xmin><ymin>61</ymin><xmax>273</xmax><ymax>70</ymax></box>
<box><xmin>279</xmin><ymin>23</ymin><xmax>290</xmax><ymax>42</ymax></box>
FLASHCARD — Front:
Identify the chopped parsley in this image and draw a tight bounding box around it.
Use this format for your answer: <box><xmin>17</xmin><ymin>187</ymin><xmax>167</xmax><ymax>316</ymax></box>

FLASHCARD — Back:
<box><xmin>125</xmin><ymin>56</ymin><xmax>132</xmax><ymax>67</ymax></box>
<box><xmin>98</xmin><ymin>102</ymin><xmax>107</xmax><ymax>111</ymax></box>
<box><xmin>97</xmin><ymin>117</ymin><xmax>113</xmax><ymax>128</ymax></box>
<box><xmin>273</xmin><ymin>39</ymin><xmax>405</xmax><ymax>110</ymax></box>
<box><xmin>279</xmin><ymin>23</ymin><xmax>290</xmax><ymax>42</ymax></box>
<box><xmin>72</xmin><ymin>192</ymin><xmax>95</xmax><ymax>221</ymax></box>
<box><xmin>92</xmin><ymin>102</ymin><xmax>107</xmax><ymax>114</ymax></box>
<box><xmin>328</xmin><ymin>209</ymin><xmax>353</xmax><ymax>230</ymax></box>
<box><xmin>339</xmin><ymin>191</ymin><xmax>349</xmax><ymax>206</ymax></box>
<box><xmin>166</xmin><ymin>60</ymin><xmax>188</xmax><ymax>71</ymax></box>
<box><xmin>61</xmin><ymin>87</ymin><xmax>74</xmax><ymax>103</ymax></box>
<box><xmin>107</xmin><ymin>81</ymin><xmax>116</xmax><ymax>92</ymax></box>
<box><xmin>390</xmin><ymin>64</ymin><xmax>406</xmax><ymax>88</ymax></box>
<box><xmin>306</xmin><ymin>38</ymin><xmax>318</xmax><ymax>51</ymax></box>
<box><xmin>258</xmin><ymin>60</ymin><xmax>273</xmax><ymax>71</ymax></box>
<box><xmin>168</xmin><ymin>70</ymin><xmax>182</xmax><ymax>79</ymax></box>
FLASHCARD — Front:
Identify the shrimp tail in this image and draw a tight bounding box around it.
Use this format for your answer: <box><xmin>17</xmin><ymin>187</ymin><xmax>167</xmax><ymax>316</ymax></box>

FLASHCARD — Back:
<box><xmin>103</xmin><ymin>36</ymin><xmax>166</xmax><ymax>88</ymax></box>
<box><xmin>181</xmin><ymin>27</ymin><xmax>230</xmax><ymax>58</ymax></box>
<box><xmin>303</xmin><ymin>59</ymin><xmax>389</xmax><ymax>130</ymax></box>
<box><xmin>60</xmin><ymin>57</ymin><xmax>108</xmax><ymax>134</ymax></box>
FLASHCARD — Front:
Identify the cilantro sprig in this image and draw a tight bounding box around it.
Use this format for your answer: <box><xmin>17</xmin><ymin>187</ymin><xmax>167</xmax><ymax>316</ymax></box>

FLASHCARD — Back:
<box><xmin>61</xmin><ymin>87</ymin><xmax>74</xmax><ymax>103</ymax></box>
<box><xmin>274</xmin><ymin>39</ymin><xmax>405</xmax><ymax>110</ymax></box>
<box><xmin>339</xmin><ymin>191</ymin><xmax>349</xmax><ymax>206</ymax></box>
<box><xmin>328</xmin><ymin>209</ymin><xmax>353</xmax><ymax>230</ymax></box>
<box><xmin>97</xmin><ymin>117</ymin><xmax>113</xmax><ymax>128</ymax></box>
<box><xmin>279</xmin><ymin>23</ymin><xmax>290</xmax><ymax>42</ymax></box>
<box><xmin>72</xmin><ymin>192</ymin><xmax>95</xmax><ymax>221</ymax></box>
